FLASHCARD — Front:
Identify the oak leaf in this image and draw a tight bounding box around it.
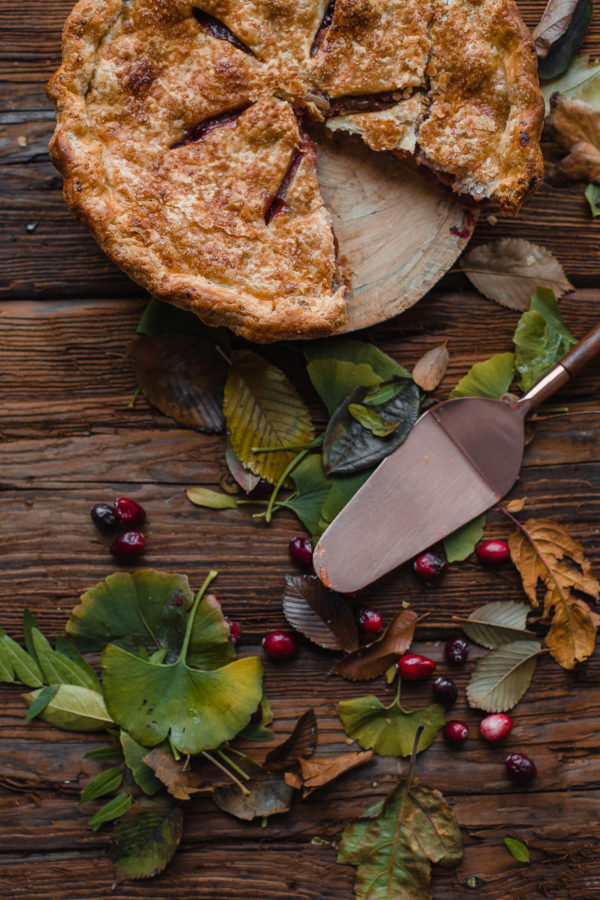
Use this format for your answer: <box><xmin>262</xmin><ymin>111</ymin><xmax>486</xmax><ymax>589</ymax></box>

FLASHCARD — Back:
<box><xmin>508</xmin><ymin>517</ymin><xmax>600</xmax><ymax>668</ymax></box>
<box><xmin>545</xmin><ymin>92</ymin><xmax>600</xmax><ymax>183</ymax></box>
<box><xmin>332</xmin><ymin>610</ymin><xmax>418</xmax><ymax>681</ymax></box>
<box><xmin>284</xmin><ymin>750</ymin><xmax>374</xmax><ymax>797</ymax></box>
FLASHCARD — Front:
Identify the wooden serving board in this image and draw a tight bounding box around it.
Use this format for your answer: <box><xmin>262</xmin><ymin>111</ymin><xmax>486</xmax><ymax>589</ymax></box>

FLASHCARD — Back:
<box><xmin>316</xmin><ymin>133</ymin><xmax>478</xmax><ymax>333</ymax></box>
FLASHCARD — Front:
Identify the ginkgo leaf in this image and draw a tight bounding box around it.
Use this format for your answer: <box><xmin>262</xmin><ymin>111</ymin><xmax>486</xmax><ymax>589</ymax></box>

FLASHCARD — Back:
<box><xmin>339</xmin><ymin>690</ymin><xmax>445</xmax><ymax>757</ymax></box>
<box><xmin>461</xmin><ymin>601</ymin><xmax>536</xmax><ymax>649</ymax></box>
<box><xmin>285</xmin><ymin>453</ymin><xmax>332</xmax><ymax>538</ymax></box>
<box><xmin>306</xmin><ymin>358</ymin><xmax>382</xmax><ymax>416</ymax></box>
<box><xmin>304</xmin><ymin>338</ymin><xmax>410</xmax><ymax>383</ymax></box>
<box><xmin>23</xmin><ymin>684</ymin><xmax>113</xmax><ymax>731</ymax></box>
<box><xmin>111</xmin><ymin>795</ymin><xmax>183</xmax><ymax>881</ymax></box>
<box><xmin>443</xmin><ymin>514</ymin><xmax>486</xmax><ymax>563</ymax></box>
<box><xmin>450</xmin><ymin>353</ymin><xmax>515</xmax><ymax>400</ymax></box>
<box><xmin>338</xmin><ymin>779</ymin><xmax>462</xmax><ymax>900</ymax></box>
<box><xmin>508</xmin><ymin>517</ymin><xmax>600</xmax><ymax>668</ymax></box>
<box><xmin>461</xmin><ymin>239</ymin><xmax>573</xmax><ymax>310</ymax></box>
<box><xmin>412</xmin><ymin>344</ymin><xmax>450</xmax><ymax>392</ymax></box>
<box><xmin>101</xmin><ymin>572</ymin><xmax>263</xmax><ymax>754</ymax></box>
<box><xmin>466</xmin><ymin>640</ymin><xmax>542</xmax><ymax>712</ymax></box>
<box><xmin>224</xmin><ymin>349</ymin><xmax>314</xmax><ymax>485</ymax></box>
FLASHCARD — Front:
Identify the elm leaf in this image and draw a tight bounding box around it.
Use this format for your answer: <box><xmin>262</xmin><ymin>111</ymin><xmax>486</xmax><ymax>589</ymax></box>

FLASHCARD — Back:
<box><xmin>460</xmin><ymin>601</ymin><xmax>536</xmax><ymax>649</ymax></box>
<box><xmin>466</xmin><ymin>640</ymin><xmax>542</xmax><ymax>712</ymax></box>
<box><xmin>89</xmin><ymin>793</ymin><xmax>133</xmax><ymax>832</ymax></box>
<box><xmin>186</xmin><ymin>487</ymin><xmax>239</xmax><ymax>509</ymax></box>
<box><xmin>224</xmin><ymin>349</ymin><xmax>314</xmax><ymax>485</ymax></box>
<box><xmin>23</xmin><ymin>684</ymin><xmax>113</xmax><ymax>731</ymax></box>
<box><xmin>513</xmin><ymin>288</ymin><xmax>576</xmax><ymax>392</ymax></box>
<box><xmin>283</xmin><ymin>574</ymin><xmax>359</xmax><ymax>651</ymax></box>
<box><xmin>339</xmin><ymin>692</ymin><xmax>445</xmax><ymax>756</ymax></box>
<box><xmin>332</xmin><ymin>610</ymin><xmax>417</xmax><ymax>681</ymax></box>
<box><xmin>450</xmin><ymin>353</ymin><xmax>515</xmax><ymax>399</ymax></box>
<box><xmin>112</xmin><ymin>795</ymin><xmax>183</xmax><ymax>879</ymax></box>
<box><xmin>443</xmin><ymin>514</ymin><xmax>486</xmax><ymax>563</ymax></box>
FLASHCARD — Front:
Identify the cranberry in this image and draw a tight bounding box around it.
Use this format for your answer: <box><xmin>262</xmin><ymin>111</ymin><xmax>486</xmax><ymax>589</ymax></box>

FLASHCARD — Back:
<box><xmin>433</xmin><ymin>676</ymin><xmax>458</xmax><ymax>705</ymax></box>
<box><xmin>262</xmin><ymin>630</ymin><xmax>297</xmax><ymax>661</ymax></box>
<box><xmin>444</xmin><ymin>720</ymin><xmax>469</xmax><ymax>745</ymax></box>
<box><xmin>224</xmin><ymin>617</ymin><xmax>241</xmax><ymax>644</ymax></box>
<box><xmin>91</xmin><ymin>503</ymin><xmax>118</xmax><ymax>531</ymax></box>
<box><xmin>477</xmin><ymin>540</ymin><xmax>510</xmax><ymax>564</ymax></box>
<box><xmin>505</xmin><ymin>753</ymin><xmax>537</xmax><ymax>783</ymax></box>
<box><xmin>114</xmin><ymin>497</ymin><xmax>146</xmax><ymax>527</ymax></box>
<box><xmin>357</xmin><ymin>608</ymin><xmax>383</xmax><ymax>635</ymax></box>
<box><xmin>289</xmin><ymin>536</ymin><xmax>314</xmax><ymax>569</ymax></box>
<box><xmin>396</xmin><ymin>653</ymin><xmax>436</xmax><ymax>681</ymax></box>
<box><xmin>480</xmin><ymin>713</ymin><xmax>513</xmax><ymax>742</ymax></box>
<box><xmin>413</xmin><ymin>552</ymin><xmax>447</xmax><ymax>580</ymax></box>
<box><xmin>250</xmin><ymin>706</ymin><xmax>263</xmax><ymax>724</ymax></box>
<box><xmin>445</xmin><ymin>635</ymin><xmax>470</xmax><ymax>666</ymax></box>
<box><xmin>110</xmin><ymin>530</ymin><xmax>145</xmax><ymax>560</ymax></box>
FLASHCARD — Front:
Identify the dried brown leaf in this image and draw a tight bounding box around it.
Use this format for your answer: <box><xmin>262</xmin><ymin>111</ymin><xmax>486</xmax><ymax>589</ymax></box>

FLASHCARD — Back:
<box><xmin>461</xmin><ymin>239</ymin><xmax>573</xmax><ymax>310</ymax></box>
<box><xmin>142</xmin><ymin>747</ymin><xmax>218</xmax><ymax>800</ymax></box>
<box><xmin>284</xmin><ymin>750</ymin><xmax>374</xmax><ymax>797</ymax></box>
<box><xmin>508</xmin><ymin>517</ymin><xmax>600</xmax><ymax>668</ymax></box>
<box><xmin>225</xmin><ymin>438</ymin><xmax>260</xmax><ymax>494</ymax></box>
<box><xmin>264</xmin><ymin>709</ymin><xmax>318</xmax><ymax>772</ymax></box>
<box><xmin>545</xmin><ymin>92</ymin><xmax>600</xmax><ymax>182</ymax></box>
<box><xmin>533</xmin><ymin>0</ymin><xmax>581</xmax><ymax>58</ymax></box>
<box><xmin>213</xmin><ymin>772</ymin><xmax>294</xmax><ymax>821</ymax></box>
<box><xmin>332</xmin><ymin>610</ymin><xmax>418</xmax><ymax>681</ymax></box>
<box><xmin>505</xmin><ymin>498</ymin><xmax>527</xmax><ymax>513</ymax></box>
<box><xmin>412</xmin><ymin>344</ymin><xmax>450</xmax><ymax>392</ymax></box>
<box><xmin>127</xmin><ymin>335</ymin><xmax>227</xmax><ymax>432</ymax></box>
<box><xmin>283</xmin><ymin>575</ymin><xmax>359</xmax><ymax>651</ymax></box>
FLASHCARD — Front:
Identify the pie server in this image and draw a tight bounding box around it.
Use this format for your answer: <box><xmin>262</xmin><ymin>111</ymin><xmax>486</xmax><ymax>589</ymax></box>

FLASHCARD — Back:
<box><xmin>313</xmin><ymin>323</ymin><xmax>600</xmax><ymax>593</ymax></box>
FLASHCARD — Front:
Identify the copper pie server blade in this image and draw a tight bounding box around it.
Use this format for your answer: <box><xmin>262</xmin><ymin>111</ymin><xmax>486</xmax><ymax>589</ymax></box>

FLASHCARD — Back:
<box><xmin>313</xmin><ymin>324</ymin><xmax>600</xmax><ymax>593</ymax></box>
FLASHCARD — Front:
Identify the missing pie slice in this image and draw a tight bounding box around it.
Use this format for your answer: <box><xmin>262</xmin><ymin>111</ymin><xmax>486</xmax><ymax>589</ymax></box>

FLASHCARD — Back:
<box><xmin>48</xmin><ymin>0</ymin><xmax>544</xmax><ymax>342</ymax></box>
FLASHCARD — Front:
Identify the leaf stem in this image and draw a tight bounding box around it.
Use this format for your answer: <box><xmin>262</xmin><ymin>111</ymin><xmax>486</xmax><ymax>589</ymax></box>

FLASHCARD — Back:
<box><xmin>217</xmin><ymin>749</ymin><xmax>251</xmax><ymax>781</ymax></box>
<box><xmin>264</xmin><ymin>447</ymin><xmax>311</xmax><ymax>524</ymax></box>
<box><xmin>178</xmin><ymin>571</ymin><xmax>218</xmax><ymax>663</ymax></box>
<box><xmin>251</xmin><ymin>436</ymin><xmax>323</xmax><ymax>454</ymax></box>
<box><xmin>202</xmin><ymin>750</ymin><xmax>250</xmax><ymax>796</ymax></box>
<box><xmin>500</xmin><ymin>508</ymin><xmax>569</xmax><ymax>610</ymax></box>
<box><xmin>386</xmin><ymin>725</ymin><xmax>424</xmax><ymax>897</ymax></box>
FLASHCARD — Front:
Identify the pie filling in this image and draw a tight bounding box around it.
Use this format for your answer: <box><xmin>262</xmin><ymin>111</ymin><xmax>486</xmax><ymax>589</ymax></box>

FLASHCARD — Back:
<box><xmin>265</xmin><ymin>133</ymin><xmax>317</xmax><ymax>225</ymax></box>
<box><xmin>310</xmin><ymin>0</ymin><xmax>336</xmax><ymax>58</ymax></box>
<box><xmin>192</xmin><ymin>8</ymin><xmax>257</xmax><ymax>58</ymax></box>
<box><xmin>171</xmin><ymin>104</ymin><xmax>253</xmax><ymax>149</ymax></box>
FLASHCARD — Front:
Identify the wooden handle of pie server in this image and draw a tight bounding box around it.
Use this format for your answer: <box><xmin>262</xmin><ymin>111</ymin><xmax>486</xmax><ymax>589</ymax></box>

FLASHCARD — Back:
<box><xmin>560</xmin><ymin>322</ymin><xmax>600</xmax><ymax>377</ymax></box>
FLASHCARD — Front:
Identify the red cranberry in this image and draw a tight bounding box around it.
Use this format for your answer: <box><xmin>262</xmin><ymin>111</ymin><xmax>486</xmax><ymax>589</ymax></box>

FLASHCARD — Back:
<box><xmin>91</xmin><ymin>503</ymin><xmax>118</xmax><ymax>531</ymax></box>
<box><xmin>396</xmin><ymin>653</ymin><xmax>436</xmax><ymax>680</ymax></box>
<box><xmin>110</xmin><ymin>530</ymin><xmax>145</xmax><ymax>560</ymax></box>
<box><xmin>289</xmin><ymin>536</ymin><xmax>314</xmax><ymax>569</ymax></box>
<box><xmin>480</xmin><ymin>713</ymin><xmax>513</xmax><ymax>742</ymax></box>
<box><xmin>413</xmin><ymin>552</ymin><xmax>447</xmax><ymax>580</ymax></box>
<box><xmin>262</xmin><ymin>630</ymin><xmax>297</xmax><ymax>661</ymax></box>
<box><xmin>433</xmin><ymin>676</ymin><xmax>458</xmax><ymax>705</ymax></box>
<box><xmin>114</xmin><ymin>497</ymin><xmax>146</xmax><ymax>527</ymax></box>
<box><xmin>357</xmin><ymin>608</ymin><xmax>383</xmax><ymax>635</ymax></box>
<box><xmin>505</xmin><ymin>753</ymin><xmax>537</xmax><ymax>783</ymax></box>
<box><xmin>445</xmin><ymin>635</ymin><xmax>470</xmax><ymax>666</ymax></box>
<box><xmin>224</xmin><ymin>617</ymin><xmax>241</xmax><ymax>644</ymax></box>
<box><xmin>444</xmin><ymin>720</ymin><xmax>469</xmax><ymax>745</ymax></box>
<box><xmin>477</xmin><ymin>540</ymin><xmax>510</xmax><ymax>564</ymax></box>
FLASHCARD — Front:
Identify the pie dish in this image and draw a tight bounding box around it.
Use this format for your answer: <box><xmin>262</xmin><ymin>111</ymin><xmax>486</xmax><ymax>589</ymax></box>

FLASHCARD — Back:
<box><xmin>48</xmin><ymin>0</ymin><xmax>544</xmax><ymax>343</ymax></box>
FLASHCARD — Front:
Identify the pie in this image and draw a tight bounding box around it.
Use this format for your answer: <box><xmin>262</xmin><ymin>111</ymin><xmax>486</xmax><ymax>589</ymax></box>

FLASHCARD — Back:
<box><xmin>48</xmin><ymin>0</ymin><xmax>544</xmax><ymax>342</ymax></box>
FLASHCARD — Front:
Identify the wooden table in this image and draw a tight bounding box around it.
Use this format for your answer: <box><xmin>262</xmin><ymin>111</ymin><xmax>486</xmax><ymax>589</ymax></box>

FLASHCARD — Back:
<box><xmin>2</xmin><ymin>3</ymin><xmax>600</xmax><ymax>897</ymax></box>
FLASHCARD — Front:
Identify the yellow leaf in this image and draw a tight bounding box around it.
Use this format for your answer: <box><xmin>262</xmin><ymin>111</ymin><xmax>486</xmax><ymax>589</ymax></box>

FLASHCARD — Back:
<box><xmin>508</xmin><ymin>518</ymin><xmax>600</xmax><ymax>669</ymax></box>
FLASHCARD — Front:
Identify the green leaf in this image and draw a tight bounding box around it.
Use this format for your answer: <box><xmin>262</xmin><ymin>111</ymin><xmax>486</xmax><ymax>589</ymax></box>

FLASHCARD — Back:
<box><xmin>443</xmin><ymin>514</ymin><xmax>486</xmax><ymax>563</ymax></box>
<box><xmin>585</xmin><ymin>183</ymin><xmax>600</xmax><ymax>216</ymax></box>
<box><xmin>66</xmin><ymin>569</ymin><xmax>194</xmax><ymax>655</ymax></box>
<box><xmin>461</xmin><ymin>601</ymin><xmax>536</xmax><ymax>649</ymax></box>
<box><xmin>237</xmin><ymin>695</ymin><xmax>275</xmax><ymax>742</ymax></box>
<box><xmin>101</xmin><ymin>572</ymin><xmax>263</xmax><ymax>754</ymax></box>
<box><xmin>136</xmin><ymin>296</ymin><xmax>230</xmax><ymax>349</ymax></box>
<box><xmin>466</xmin><ymin>640</ymin><xmax>541</xmax><ymax>712</ymax></box>
<box><xmin>23</xmin><ymin>684</ymin><xmax>113</xmax><ymax>731</ymax></box>
<box><xmin>513</xmin><ymin>288</ymin><xmax>576</xmax><ymax>392</ymax></box>
<box><xmin>81</xmin><ymin>766</ymin><xmax>124</xmax><ymax>803</ymax></box>
<box><xmin>54</xmin><ymin>636</ymin><xmax>102</xmax><ymax>690</ymax></box>
<box><xmin>338</xmin><ymin>692</ymin><xmax>445</xmax><ymax>757</ymax></box>
<box><xmin>88</xmin><ymin>793</ymin><xmax>133</xmax><ymax>832</ymax></box>
<box><xmin>24</xmin><ymin>684</ymin><xmax>59</xmax><ymax>722</ymax></box>
<box><xmin>540</xmin><ymin>52</ymin><xmax>600</xmax><ymax>112</ymax></box>
<box><xmin>22</xmin><ymin>608</ymin><xmax>41</xmax><ymax>663</ymax></box>
<box><xmin>84</xmin><ymin>745</ymin><xmax>124</xmax><ymax>762</ymax></box>
<box><xmin>120</xmin><ymin>731</ymin><xmax>163</xmax><ymax>796</ymax></box>
<box><xmin>224</xmin><ymin>349</ymin><xmax>315</xmax><ymax>485</ymax></box>
<box><xmin>504</xmin><ymin>837</ymin><xmax>530</xmax><ymax>863</ymax></box>
<box><xmin>323</xmin><ymin>379</ymin><xmax>420</xmax><ymax>475</ymax></box>
<box><xmin>186</xmin><ymin>487</ymin><xmax>239</xmax><ymax>509</ymax></box>
<box><xmin>111</xmin><ymin>795</ymin><xmax>183</xmax><ymax>879</ymax></box>
<box><xmin>338</xmin><ymin>780</ymin><xmax>463</xmax><ymax>900</ymax></box>
<box><xmin>450</xmin><ymin>352</ymin><xmax>515</xmax><ymax>399</ymax></box>
<box><xmin>348</xmin><ymin>403</ymin><xmax>399</xmax><ymax>437</ymax></box>
<box><xmin>316</xmin><ymin>469</ymin><xmax>372</xmax><ymax>540</ymax></box>
<box><xmin>537</xmin><ymin>0</ymin><xmax>592</xmax><ymax>81</ymax></box>
<box><xmin>31</xmin><ymin>628</ymin><xmax>100</xmax><ymax>691</ymax></box>
<box><xmin>285</xmin><ymin>454</ymin><xmax>332</xmax><ymax>537</ymax></box>
<box><xmin>0</xmin><ymin>630</ymin><xmax>43</xmax><ymax>687</ymax></box>
<box><xmin>304</xmin><ymin>338</ymin><xmax>410</xmax><ymax>381</ymax></box>
<box><xmin>306</xmin><ymin>358</ymin><xmax>382</xmax><ymax>416</ymax></box>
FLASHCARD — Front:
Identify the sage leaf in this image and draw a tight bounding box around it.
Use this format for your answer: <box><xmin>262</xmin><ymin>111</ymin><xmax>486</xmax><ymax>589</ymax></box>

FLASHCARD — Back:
<box><xmin>81</xmin><ymin>766</ymin><xmax>124</xmax><ymax>803</ymax></box>
<box><xmin>22</xmin><ymin>608</ymin><xmax>41</xmax><ymax>663</ymax></box>
<box><xmin>339</xmin><ymin>692</ymin><xmax>445</xmax><ymax>756</ymax></box>
<box><xmin>89</xmin><ymin>793</ymin><xmax>133</xmax><ymax>832</ymax></box>
<box><xmin>504</xmin><ymin>836</ymin><xmax>530</xmax><ymax>862</ymax></box>
<box><xmin>466</xmin><ymin>640</ymin><xmax>541</xmax><ymax>712</ymax></box>
<box><xmin>24</xmin><ymin>684</ymin><xmax>59</xmax><ymax>722</ymax></box>
<box><xmin>585</xmin><ymin>183</ymin><xmax>600</xmax><ymax>216</ymax></box>
<box><xmin>84</xmin><ymin>745</ymin><xmax>124</xmax><ymax>762</ymax></box>
<box><xmin>0</xmin><ymin>630</ymin><xmax>43</xmax><ymax>687</ymax></box>
<box><xmin>23</xmin><ymin>684</ymin><xmax>113</xmax><ymax>731</ymax></box>
<box><xmin>443</xmin><ymin>514</ymin><xmax>486</xmax><ymax>563</ymax></box>
<box><xmin>306</xmin><ymin>358</ymin><xmax>382</xmax><ymax>415</ymax></box>
<box><xmin>31</xmin><ymin>628</ymin><xmax>100</xmax><ymax>691</ymax></box>
<box><xmin>461</xmin><ymin>601</ymin><xmax>536</xmax><ymax>649</ymax></box>
<box><xmin>513</xmin><ymin>288</ymin><xmax>576</xmax><ymax>392</ymax></box>
<box><xmin>338</xmin><ymin>780</ymin><xmax>462</xmax><ymax>900</ymax></box>
<box><xmin>54</xmin><ymin>636</ymin><xmax>102</xmax><ymax>691</ymax></box>
<box><xmin>450</xmin><ymin>353</ymin><xmax>515</xmax><ymax>399</ymax></box>
<box><xmin>283</xmin><ymin>574</ymin><xmax>359</xmax><ymax>651</ymax></box>
<box><xmin>120</xmin><ymin>731</ymin><xmax>163</xmax><ymax>796</ymax></box>
<box><xmin>186</xmin><ymin>487</ymin><xmax>239</xmax><ymax>509</ymax></box>
<box><xmin>224</xmin><ymin>349</ymin><xmax>314</xmax><ymax>485</ymax></box>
